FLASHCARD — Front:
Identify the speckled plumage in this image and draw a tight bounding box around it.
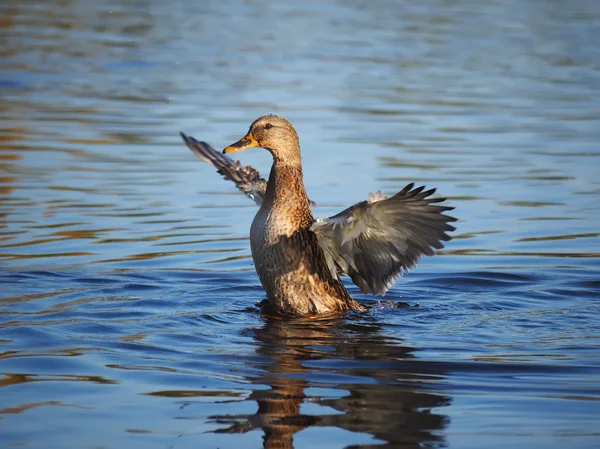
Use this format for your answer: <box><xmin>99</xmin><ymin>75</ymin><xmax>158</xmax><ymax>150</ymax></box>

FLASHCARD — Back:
<box><xmin>180</xmin><ymin>115</ymin><xmax>456</xmax><ymax>317</ymax></box>
<box><xmin>250</xmin><ymin>163</ymin><xmax>361</xmax><ymax>316</ymax></box>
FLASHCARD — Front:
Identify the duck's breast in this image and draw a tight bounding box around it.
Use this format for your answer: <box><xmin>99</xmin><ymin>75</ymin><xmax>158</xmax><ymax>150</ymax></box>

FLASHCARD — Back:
<box><xmin>250</xmin><ymin>205</ymin><xmax>314</xmax><ymax>290</ymax></box>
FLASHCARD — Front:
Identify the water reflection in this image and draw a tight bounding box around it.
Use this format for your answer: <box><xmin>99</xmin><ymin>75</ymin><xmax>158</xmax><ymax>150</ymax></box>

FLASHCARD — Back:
<box><xmin>211</xmin><ymin>318</ymin><xmax>450</xmax><ymax>448</ymax></box>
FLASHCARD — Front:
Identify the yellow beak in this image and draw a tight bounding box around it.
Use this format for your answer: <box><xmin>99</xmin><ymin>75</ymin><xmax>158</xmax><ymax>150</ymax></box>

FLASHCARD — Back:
<box><xmin>223</xmin><ymin>132</ymin><xmax>259</xmax><ymax>154</ymax></box>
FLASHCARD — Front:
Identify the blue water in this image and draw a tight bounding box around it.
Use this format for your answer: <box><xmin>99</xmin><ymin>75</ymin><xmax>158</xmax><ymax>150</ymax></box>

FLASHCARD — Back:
<box><xmin>1</xmin><ymin>0</ymin><xmax>599</xmax><ymax>448</ymax></box>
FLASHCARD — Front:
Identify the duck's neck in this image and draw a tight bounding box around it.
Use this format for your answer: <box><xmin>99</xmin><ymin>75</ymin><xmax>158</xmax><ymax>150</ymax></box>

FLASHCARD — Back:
<box><xmin>264</xmin><ymin>161</ymin><xmax>311</xmax><ymax>214</ymax></box>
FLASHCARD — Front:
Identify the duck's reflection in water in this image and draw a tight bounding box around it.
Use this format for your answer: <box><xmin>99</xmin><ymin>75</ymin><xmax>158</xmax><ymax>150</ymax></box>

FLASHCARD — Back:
<box><xmin>211</xmin><ymin>317</ymin><xmax>451</xmax><ymax>448</ymax></box>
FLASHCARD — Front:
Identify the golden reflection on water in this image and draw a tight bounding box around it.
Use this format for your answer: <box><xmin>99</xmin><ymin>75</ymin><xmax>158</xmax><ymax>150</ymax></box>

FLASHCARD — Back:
<box><xmin>115</xmin><ymin>318</ymin><xmax>453</xmax><ymax>448</ymax></box>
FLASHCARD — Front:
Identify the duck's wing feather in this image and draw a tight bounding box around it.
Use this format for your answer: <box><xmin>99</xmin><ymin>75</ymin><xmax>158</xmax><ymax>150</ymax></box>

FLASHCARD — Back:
<box><xmin>311</xmin><ymin>183</ymin><xmax>457</xmax><ymax>296</ymax></box>
<box><xmin>180</xmin><ymin>132</ymin><xmax>267</xmax><ymax>206</ymax></box>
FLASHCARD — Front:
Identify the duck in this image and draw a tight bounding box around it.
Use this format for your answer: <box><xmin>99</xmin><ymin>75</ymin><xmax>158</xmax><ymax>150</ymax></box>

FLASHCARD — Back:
<box><xmin>180</xmin><ymin>115</ymin><xmax>456</xmax><ymax>317</ymax></box>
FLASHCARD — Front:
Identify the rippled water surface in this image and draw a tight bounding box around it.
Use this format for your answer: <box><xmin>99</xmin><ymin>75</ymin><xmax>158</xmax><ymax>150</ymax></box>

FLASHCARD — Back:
<box><xmin>1</xmin><ymin>0</ymin><xmax>600</xmax><ymax>448</ymax></box>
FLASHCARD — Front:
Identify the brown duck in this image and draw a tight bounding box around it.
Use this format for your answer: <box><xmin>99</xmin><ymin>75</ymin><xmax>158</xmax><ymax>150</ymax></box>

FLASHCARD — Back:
<box><xmin>180</xmin><ymin>115</ymin><xmax>456</xmax><ymax>317</ymax></box>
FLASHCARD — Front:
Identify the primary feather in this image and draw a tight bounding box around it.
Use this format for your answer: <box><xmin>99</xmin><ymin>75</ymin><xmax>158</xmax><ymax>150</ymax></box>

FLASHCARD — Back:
<box><xmin>311</xmin><ymin>183</ymin><xmax>456</xmax><ymax>295</ymax></box>
<box><xmin>180</xmin><ymin>132</ymin><xmax>267</xmax><ymax>205</ymax></box>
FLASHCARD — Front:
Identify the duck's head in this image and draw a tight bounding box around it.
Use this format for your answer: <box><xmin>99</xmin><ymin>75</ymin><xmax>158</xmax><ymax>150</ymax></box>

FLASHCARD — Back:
<box><xmin>224</xmin><ymin>115</ymin><xmax>301</xmax><ymax>165</ymax></box>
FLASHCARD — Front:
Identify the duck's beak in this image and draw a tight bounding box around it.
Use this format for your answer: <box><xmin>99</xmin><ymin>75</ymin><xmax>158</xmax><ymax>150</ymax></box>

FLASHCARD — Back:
<box><xmin>223</xmin><ymin>132</ymin><xmax>259</xmax><ymax>154</ymax></box>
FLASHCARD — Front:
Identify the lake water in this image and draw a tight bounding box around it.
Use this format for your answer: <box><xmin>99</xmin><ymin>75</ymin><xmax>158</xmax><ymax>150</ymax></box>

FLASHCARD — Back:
<box><xmin>1</xmin><ymin>0</ymin><xmax>599</xmax><ymax>448</ymax></box>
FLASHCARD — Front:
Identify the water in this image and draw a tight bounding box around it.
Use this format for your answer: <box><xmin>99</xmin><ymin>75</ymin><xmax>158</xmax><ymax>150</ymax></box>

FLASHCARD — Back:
<box><xmin>1</xmin><ymin>0</ymin><xmax>599</xmax><ymax>448</ymax></box>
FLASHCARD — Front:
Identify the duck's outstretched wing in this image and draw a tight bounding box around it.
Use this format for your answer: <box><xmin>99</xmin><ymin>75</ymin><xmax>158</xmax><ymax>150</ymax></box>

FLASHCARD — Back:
<box><xmin>311</xmin><ymin>183</ymin><xmax>456</xmax><ymax>296</ymax></box>
<box><xmin>180</xmin><ymin>132</ymin><xmax>267</xmax><ymax>206</ymax></box>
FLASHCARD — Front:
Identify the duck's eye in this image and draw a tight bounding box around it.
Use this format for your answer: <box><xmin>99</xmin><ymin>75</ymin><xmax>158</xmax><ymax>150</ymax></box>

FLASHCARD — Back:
<box><xmin>264</xmin><ymin>123</ymin><xmax>273</xmax><ymax>130</ymax></box>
